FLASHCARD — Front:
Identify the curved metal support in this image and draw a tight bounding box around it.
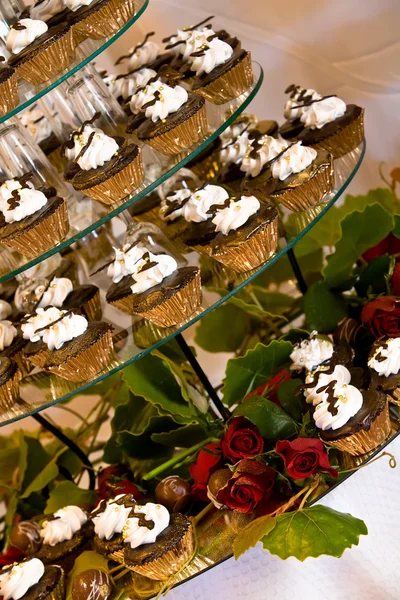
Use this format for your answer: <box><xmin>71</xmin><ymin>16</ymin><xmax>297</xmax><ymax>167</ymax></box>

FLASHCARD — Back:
<box><xmin>32</xmin><ymin>413</ymin><xmax>96</xmax><ymax>490</ymax></box>
<box><xmin>287</xmin><ymin>247</ymin><xmax>308</xmax><ymax>294</ymax></box>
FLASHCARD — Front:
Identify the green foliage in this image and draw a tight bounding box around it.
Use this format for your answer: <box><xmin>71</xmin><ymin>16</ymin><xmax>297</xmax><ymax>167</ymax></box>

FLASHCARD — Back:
<box><xmin>151</xmin><ymin>423</ymin><xmax>211</xmax><ymax>448</ymax></box>
<box><xmin>233</xmin><ymin>515</ymin><xmax>276</xmax><ymax>559</ymax></box>
<box><xmin>356</xmin><ymin>255</ymin><xmax>391</xmax><ymax>297</ymax></box>
<box><xmin>324</xmin><ymin>204</ymin><xmax>394</xmax><ymax>287</ymax></box>
<box><xmin>233</xmin><ymin>396</ymin><xmax>297</xmax><ymax>441</ymax></box>
<box><xmin>195</xmin><ymin>304</ymin><xmax>249</xmax><ymax>352</ymax></box>
<box><xmin>45</xmin><ymin>482</ymin><xmax>97</xmax><ymax>514</ymax></box>
<box><xmin>222</xmin><ymin>340</ymin><xmax>293</xmax><ymax>406</ymax></box>
<box><xmin>303</xmin><ymin>281</ymin><xmax>348</xmax><ymax>332</ymax></box>
<box><xmin>261</xmin><ymin>506</ymin><xmax>368</xmax><ymax>560</ymax></box>
<box><xmin>277</xmin><ymin>379</ymin><xmax>304</xmax><ymax>421</ymax></box>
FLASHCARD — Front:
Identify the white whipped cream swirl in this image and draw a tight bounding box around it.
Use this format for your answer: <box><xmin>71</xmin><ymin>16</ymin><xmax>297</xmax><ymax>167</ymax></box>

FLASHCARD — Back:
<box><xmin>0</xmin><ymin>320</ymin><xmax>17</xmax><ymax>351</ymax></box>
<box><xmin>160</xmin><ymin>188</ymin><xmax>192</xmax><ymax>222</ymax></box>
<box><xmin>20</xmin><ymin>106</ymin><xmax>52</xmax><ymax>145</ymax></box>
<box><xmin>0</xmin><ymin>558</ymin><xmax>45</xmax><ymax>600</ymax></box>
<box><xmin>0</xmin><ymin>300</ymin><xmax>12</xmax><ymax>321</ymax></box>
<box><xmin>368</xmin><ymin>338</ymin><xmax>400</xmax><ymax>377</ymax></box>
<box><xmin>107</xmin><ymin>243</ymin><xmax>147</xmax><ymax>283</ymax></box>
<box><xmin>6</xmin><ymin>19</ymin><xmax>48</xmax><ymax>55</ymax></box>
<box><xmin>220</xmin><ymin>130</ymin><xmax>252</xmax><ymax>167</ymax></box>
<box><xmin>64</xmin><ymin>0</ymin><xmax>95</xmax><ymax>11</ymax></box>
<box><xmin>123</xmin><ymin>503</ymin><xmax>170</xmax><ymax>549</ymax></box>
<box><xmin>130</xmin><ymin>251</ymin><xmax>177</xmax><ymax>295</ymax></box>
<box><xmin>180</xmin><ymin>28</ymin><xmax>214</xmax><ymax>62</ymax></box>
<box><xmin>212</xmin><ymin>195</ymin><xmax>260</xmax><ymax>235</ymax></box>
<box><xmin>65</xmin><ymin>125</ymin><xmax>119</xmax><ymax>171</ymax></box>
<box><xmin>190</xmin><ymin>37</ymin><xmax>233</xmax><ymax>76</ymax></box>
<box><xmin>37</xmin><ymin>277</ymin><xmax>73</xmax><ymax>308</ymax></box>
<box><xmin>92</xmin><ymin>498</ymin><xmax>132</xmax><ymax>540</ymax></box>
<box><xmin>284</xmin><ymin>87</ymin><xmax>320</xmax><ymax>122</ymax></box>
<box><xmin>290</xmin><ymin>332</ymin><xmax>333</xmax><ymax>372</ymax></box>
<box><xmin>22</xmin><ymin>307</ymin><xmax>62</xmax><ymax>343</ymax></box>
<box><xmin>125</xmin><ymin>41</ymin><xmax>160</xmax><ymax>72</ymax></box>
<box><xmin>41</xmin><ymin>309</ymin><xmax>88</xmax><ymax>350</ymax></box>
<box><xmin>105</xmin><ymin>68</ymin><xmax>157</xmax><ymax>101</ymax></box>
<box><xmin>304</xmin><ymin>364</ymin><xmax>350</xmax><ymax>406</ymax></box>
<box><xmin>140</xmin><ymin>81</ymin><xmax>188</xmax><ymax>122</ymax></box>
<box><xmin>0</xmin><ymin>184</ymin><xmax>47</xmax><ymax>224</ymax></box>
<box><xmin>240</xmin><ymin>136</ymin><xmax>287</xmax><ymax>178</ymax></box>
<box><xmin>182</xmin><ymin>184</ymin><xmax>229</xmax><ymax>223</ymax></box>
<box><xmin>271</xmin><ymin>142</ymin><xmax>317</xmax><ymax>181</ymax></box>
<box><xmin>40</xmin><ymin>505</ymin><xmax>87</xmax><ymax>546</ymax></box>
<box><xmin>301</xmin><ymin>96</ymin><xmax>347</xmax><ymax>130</ymax></box>
<box><xmin>30</xmin><ymin>0</ymin><xmax>65</xmax><ymax>21</ymax></box>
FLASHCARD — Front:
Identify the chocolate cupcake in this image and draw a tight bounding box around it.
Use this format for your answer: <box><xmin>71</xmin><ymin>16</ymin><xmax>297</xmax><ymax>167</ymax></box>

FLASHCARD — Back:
<box><xmin>104</xmin><ymin>67</ymin><xmax>157</xmax><ymax>107</ymax></box>
<box><xmin>304</xmin><ymin>364</ymin><xmax>390</xmax><ymax>456</ymax></box>
<box><xmin>21</xmin><ymin>307</ymin><xmax>61</xmax><ymax>368</ymax></box>
<box><xmin>36</xmin><ymin>506</ymin><xmax>93</xmax><ymax>573</ymax></box>
<box><xmin>0</xmin><ymin>356</ymin><xmax>21</xmax><ymax>411</ymax></box>
<box><xmin>0</xmin><ymin>57</ymin><xmax>18</xmax><ymax>117</ymax></box>
<box><xmin>92</xmin><ymin>494</ymin><xmax>137</xmax><ymax>560</ymax></box>
<box><xmin>134</xmin><ymin>78</ymin><xmax>208</xmax><ymax>155</ymax></box>
<box><xmin>114</xmin><ymin>32</ymin><xmax>171</xmax><ymax>74</ymax></box>
<box><xmin>68</xmin><ymin>0</ymin><xmax>136</xmax><ymax>45</ymax></box>
<box><xmin>7</xmin><ymin>19</ymin><xmax>75</xmax><ymax>86</ymax></box>
<box><xmin>29</xmin><ymin>0</ymin><xmax>72</xmax><ymax>28</ymax></box>
<box><xmin>39</xmin><ymin>310</ymin><xmax>113</xmax><ymax>382</ymax></box>
<box><xmin>368</xmin><ymin>338</ymin><xmax>400</xmax><ymax>394</ymax></box>
<box><xmin>106</xmin><ymin>244</ymin><xmax>201</xmax><ymax>327</ymax></box>
<box><xmin>0</xmin><ymin>320</ymin><xmax>30</xmax><ymax>377</ymax></box>
<box><xmin>120</xmin><ymin>503</ymin><xmax>194</xmax><ymax>581</ymax></box>
<box><xmin>242</xmin><ymin>136</ymin><xmax>334</xmax><ymax>211</ymax></box>
<box><xmin>64</xmin><ymin>116</ymin><xmax>144</xmax><ymax>205</ymax></box>
<box><xmin>0</xmin><ymin>178</ymin><xmax>69</xmax><ymax>258</ymax></box>
<box><xmin>280</xmin><ymin>85</ymin><xmax>364</xmax><ymax>159</ymax></box>
<box><xmin>290</xmin><ymin>331</ymin><xmax>334</xmax><ymax>374</ymax></box>
<box><xmin>0</xmin><ymin>559</ymin><xmax>65</xmax><ymax>600</ymax></box>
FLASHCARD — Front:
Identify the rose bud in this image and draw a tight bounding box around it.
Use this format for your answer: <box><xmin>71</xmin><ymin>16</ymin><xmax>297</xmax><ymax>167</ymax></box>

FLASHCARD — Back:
<box><xmin>155</xmin><ymin>476</ymin><xmax>192</xmax><ymax>513</ymax></box>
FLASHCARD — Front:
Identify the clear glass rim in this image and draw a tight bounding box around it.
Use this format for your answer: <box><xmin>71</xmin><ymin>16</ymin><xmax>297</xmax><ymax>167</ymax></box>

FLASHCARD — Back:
<box><xmin>0</xmin><ymin>140</ymin><xmax>366</xmax><ymax>428</ymax></box>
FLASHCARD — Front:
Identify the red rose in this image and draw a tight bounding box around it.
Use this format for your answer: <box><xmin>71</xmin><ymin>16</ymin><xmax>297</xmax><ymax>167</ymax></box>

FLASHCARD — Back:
<box><xmin>391</xmin><ymin>264</ymin><xmax>400</xmax><ymax>296</ymax></box>
<box><xmin>97</xmin><ymin>465</ymin><xmax>144</xmax><ymax>502</ymax></box>
<box><xmin>362</xmin><ymin>233</ymin><xmax>400</xmax><ymax>264</ymax></box>
<box><xmin>0</xmin><ymin>546</ymin><xmax>26</xmax><ymax>568</ymax></box>
<box><xmin>361</xmin><ymin>296</ymin><xmax>400</xmax><ymax>339</ymax></box>
<box><xmin>245</xmin><ymin>369</ymin><xmax>291</xmax><ymax>405</ymax></box>
<box><xmin>276</xmin><ymin>438</ymin><xmax>338</xmax><ymax>479</ymax></box>
<box><xmin>221</xmin><ymin>416</ymin><xmax>264</xmax><ymax>463</ymax></box>
<box><xmin>189</xmin><ymin>443</ymin><xmax>222</xmax><ymax>502</ymax></box>
<box><xmin>215</xmin><ymin>459</ymin><xmax>275</xmax><ymax>514</ymax></box>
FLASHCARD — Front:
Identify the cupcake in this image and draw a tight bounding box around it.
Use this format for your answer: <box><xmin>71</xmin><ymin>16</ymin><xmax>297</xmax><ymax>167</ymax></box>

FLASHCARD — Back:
<box><xmin>133</xmin><ymin>78</ymin><xmax>208</xmax><ymax>155</ymax></box>
<box><xmin>67</xmin><ymin>0</ymin><xmax>136</xmax><ymax>44</ymax></box>
<box><xmin>92</xmin><ymin>494</ymin><xmax>137</xmax><ymax>560</ymax></box>
<box><xmin>106</xmin><ymin>243</ymin><xmax>201</xmax><ymax>327</ymax></box>
<box><xmin>0</xmin><ymin>320</ymin><xmax>30</xmax><ymax>377</ymax></box>
<box><xmin>0</xmin><ymin>356</ymin><xmax>21</xmax><ymax>411</ymax></box>
<box><xmin>63</xmin><ymin>116</ymin><xmax>144</xmax><ymax>205</ymax></box>
<box><xmin>0</xmin><ymin>56</ymin><xmax>18</xmax><ymax>118</ymax></box>
<box><xmin>7</xmin><ymin>19</ymin><xmax>75</xmax><ymax>86</ymax></box>
<box><xmin>104</xmin><ymin>66</ymin><xmax>157</xmax><ymax>108</ymax></box>
<box><xmin>118</xmin><ymin>503</ymin><xmax>194</xmax><ymax>581</ymax></box>
<box><xmin>304</xmin><ymin>364</ymin><xmax>390</xmax><ymax>456</ymax></box>
<box><xmin>0</xmin><ymin>177</ymin><xmax>69</xmax><ymax>258</ymax></box>
<box><xmin>279</xmin><ymin>84</ymin><xmax>365</xmax><ymax>158</ymax></box>
<box><xmin>39</xmin><ymin>309</ymin><xmax>113</xmax><ymax>382</ymax></box>
<box><xmin>368</xmin><ymin>338</ymin><xmax>400</xmax><ymax>396</ymax></box>
<box><xmin>21</xmin><ymin>307</ymin><xmax>60</xmax><ymax>368</ymax></box>
<box><xmin>0</xmin><ymin>558</ymin><xmax>65</xmax><ymax>600</ymax></box>
<box><xmin>242</xmin><ymin>136</ymin><xmax>334</xmax><ymax>211</ymax></box>
<box><xmin>114</xmin><ymin>32</ymin><xmax>170</xmax><ymax>74</ymax></box>
<box><xmin>290</xmin><ymin>331</ymin><xmax>334</xmax><ymax>374</ymax></box>
<box><xmin>36</xmin><ymin>505</ymin><xmax>93</xmax><ymax>573</ymax></box>
<box><xmin>188</xmin><ymin>33</ymin><xmax>254</xmax><ymax>105</ymax></box>
<box><xmin>29</xmin><ymin>0</ymin><xmax>72</xmax><ymax>28</ymax></box>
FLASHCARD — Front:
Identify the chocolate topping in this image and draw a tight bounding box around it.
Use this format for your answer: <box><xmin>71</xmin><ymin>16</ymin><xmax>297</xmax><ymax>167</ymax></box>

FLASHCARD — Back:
<box><xmin>72</xmin><ymin>569</ymin><xmax>112</xmax><ymax>600</ymax></box>
<box><xmin>155</xmin><ymin>476</ymin><xmax>192</xmax><ymax>513</ymax></box>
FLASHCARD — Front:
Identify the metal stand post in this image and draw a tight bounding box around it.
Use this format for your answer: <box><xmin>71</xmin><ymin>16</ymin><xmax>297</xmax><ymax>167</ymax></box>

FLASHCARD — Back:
<box><xmin>287</xmin><ymin>247</ymin><xmax>308</xmax><ymax>294</ymax></box>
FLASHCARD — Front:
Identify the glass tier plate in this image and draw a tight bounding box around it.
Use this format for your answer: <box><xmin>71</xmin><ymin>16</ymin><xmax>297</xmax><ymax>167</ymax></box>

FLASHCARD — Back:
<box><xmin>0</xmin><ymin>140</ymin><xmax>365</xmax><ymax>427</ymax></box>
<box><xmin>0</xmin><ymin>0</ymin><xmax>149</xmax><ymax>125</ymax></box>
<box><xmin>0</xmin><ymin>62</ymin><xmax>264</xmax><ymax>283</ymax></box>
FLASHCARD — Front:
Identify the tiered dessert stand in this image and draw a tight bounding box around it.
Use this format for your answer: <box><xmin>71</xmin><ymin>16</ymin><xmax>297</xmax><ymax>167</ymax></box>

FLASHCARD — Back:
<box><xmin>0</xmin><ymin>0</ymin><xmax>387</xmax><ymax>593</ymax></box>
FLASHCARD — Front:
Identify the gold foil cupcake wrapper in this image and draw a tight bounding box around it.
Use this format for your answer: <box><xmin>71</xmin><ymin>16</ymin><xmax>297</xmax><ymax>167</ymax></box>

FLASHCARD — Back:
<box><xmin>0</xmin><ymin>71</ymin><xmax>18</xmax><ymax>117</ymax></box>
<box><xmin>132</xmin><ymin>205</ymin><xmax>164</xmax><ymax>228</ymax></box>
<box><xmin>79</xmin><ymin>152</ymin><xmax>144</xmax><ymax>205</ymax></box>
<box><xmin>110</xmin><ymin>270</ymin><xmax>202</xmax><ymax>328</ymax></box>
<box><xmin>313</xmin><ymin>109</ymin><xmax>365</xmax><ymax>159</ymax></box>
<box><xmin>15</xmin><ymin>29</ymin><xmax>75</xmax><ymax>86</ymax></box>
<box><xmin>109</xmin><ymin>548</ymin><xmax>125</xmax><ymax>563</ymax></box>
<box><xmin>46</xmin><ymin>329</ymin><xmax>114</xmax><ymax>382</ymax></box>
<box><xmin>276</xmin><ymin>158</ymin><xmax>334</xmax><ymax>212</ymax></box>
<box><xmin>196</xmin><ymin>52</ymin><xmax>254</xmax><ymax>105</ymax></box>
<box><xmin>12</xmin><ymin>350</ymin><xmax>32</xmax><ymax>379</ymax></box>
<box><xmin>127</xmin><ymin>524</ymin><xmax>195</xmax><ymax>581</ymax></box>
<box><xmin>26</xmin><ymin>347</ymin><xmax>50</xmax><ymax>369</ymax></box>
<box><xmin>211</xmin><ymin>215</ymin><xmax>279</xmax><ymax>272</ymax></box>
<box><xmin>82</xmin><ymin>289</ymin><xmax>103</xmax><ymax>322</ymax></box>
<box><xmin>143</xmin><ymin>102</ymin><xmax>208</xmax><ymax>156</ymax></box>
<box><xmin>73</xmin><ymin>0</ymin><xmax>136</xmax><ymax>40</ymax></box>
<box><xmin>0</xmin><ymin>367</ymin><xmax>21</xmax><ymax>412</ymax></box>
<box><xmin>48</xmin><ymin>568</ymin><xmax>65</xmax><ymax>600</ymax></box>
<box><xmin>46</xmin><ymin>145</ymin><xmax>66</xmax><ymax>174</ymax></box>
<box><xmin>324</xmin><ymin>401</ymin><xmax>391</xmax><ymax>456</ymax></box>
<box><xmin>2</xmin><ymin>200</ymin><xmax>69</xmax><ymax>258</ymax></box>
<box><xmin>190</xmin><ymin>152</ymin><xmax>222</xmax><ymax>183</ymax></box>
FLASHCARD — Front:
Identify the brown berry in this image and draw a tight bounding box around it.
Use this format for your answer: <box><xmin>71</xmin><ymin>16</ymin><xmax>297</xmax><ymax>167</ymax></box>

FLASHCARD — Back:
<box><xmin>155</xmin><ymin>476</ymin><xmax>191</xmax><ymax>513</ymax></box>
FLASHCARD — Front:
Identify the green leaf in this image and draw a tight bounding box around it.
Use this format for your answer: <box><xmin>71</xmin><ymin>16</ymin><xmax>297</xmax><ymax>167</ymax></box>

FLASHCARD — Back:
<box><xmin>102</xmin><ymin>437</ymin><xmax>123</xmax><ymax>465</ymax></box>
<box><xmin>356</xmin><ymin>255</ymin><xmax>391</xmax><ymax>297</ymax></box>
<box><xmin>0</xmin><ymin>435</ymin><xmax>20</xmax><ymax>483</ymax></box>
<box><xmin>286</xmin><ymin>207</ymin><xmax>342</xmax><ymax>250</ymax></box>
<box><xmin>233</xmin><ymin>515</ymin><xmax>276</xmax><ymax>559</ymax></box>
<box><xmin>20</xmin><ymin>436</ymin><xmax>53</xmax><ymax>494</ymax></box>
<box><xmin>255</xmin><ymin>244</ymin><xmax>323</xmax><ymax>286</ymax></box>
<box><xmin>222</xmin><ymin>340</ymin><xmax>293</xmax><ymax>406</ymax></box>
<box><xmin>303</xmin><ymin>281</ymin><xmax>348</xmax><ymax>332</ymax></box>
<box><xmin>66</xmin><ymin>551</ymin><xmax>110</xmax><ymax>600</ymax></box>
<box><xmin>116</xmin><ymin>431</ymin><xmax>173</xmax><ymax>460</ymax></box>
<box><xmin>233</xmin><ymin>396</ymin><xmax>297</xmax><ymax>441</ymax></box>
<box><xmin>151</xmin><ymin>423</ymin><xmax>210</xmax><ymax>448</ymax></box>
<box><xmin>45</xmin><ymin>482</ymin><xmax>97</xmax><ymax>514</ymax></box>
<box><xmin>152</xmin><ymin>350</ymin><xmax>190</xmax><ymax>403</ymax></box>
<box><xmin>262</xmin><ymin>505</ymin><xmax>368</xmax><ymax>560</ymax></box>
<box><xmin>324</xmin><ymin>204</ymin><xmax>394</xmax><ymax>287</ymax></box>
<box><xmin>337</xmin><ymin>188</ymin><xmax>395</xmax><ymax>218</ymax></box>
<box><xmin>20</xmin><ymin>461</ymin><xmax>59</xmax><ymax>500</ymax></box>
<box><xmin>277</xmin><ymin>379</ymin><xmax>304</xmax><ymax>421</ymax></box>
<box><xmin>195</xmin><ymin>304</ymin><xmax>248</xmax><ymax>352</ymax></box>
<box><xmin>123</xmin><ymin>354</ymin><xmax>195</xmax><ymax>424</ymax></box>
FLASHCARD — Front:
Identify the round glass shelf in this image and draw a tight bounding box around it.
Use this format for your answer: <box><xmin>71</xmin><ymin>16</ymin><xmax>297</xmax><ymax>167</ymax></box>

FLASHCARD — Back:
<box><xmin>0</xmin><ymin>140</ymin><xmax>365</xmax><ymax>428</ymax></box>
<box><xmin>0</xmin><ymin>0</ymin><xmax>149</xmax><ymax>125</ymax></box>
<box><xmin>0</xmin><ymin>62</ymin><xmax>264</xmax><ymax>283</ymax></box>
